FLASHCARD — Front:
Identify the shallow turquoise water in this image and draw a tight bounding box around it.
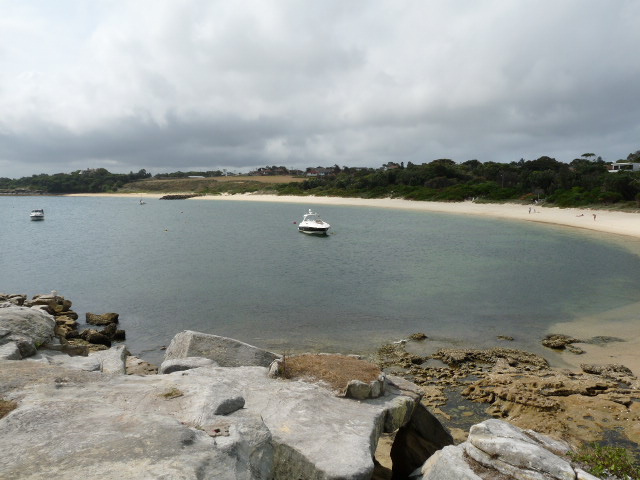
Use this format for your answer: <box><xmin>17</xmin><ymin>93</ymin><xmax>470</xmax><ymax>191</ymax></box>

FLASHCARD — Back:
<box><xmin>2</xmin><ymin>196</ymin><xmax>640</xmax><ymax>364</ymax></box>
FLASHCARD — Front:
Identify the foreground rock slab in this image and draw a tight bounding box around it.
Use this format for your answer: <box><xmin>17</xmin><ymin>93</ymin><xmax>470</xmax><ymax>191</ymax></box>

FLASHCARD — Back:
<box><xmin>0</xmin><ymin>360</ymin><xmax>272</xmax><ymax>480</ymax></box>
<box><xmin>2</xmin><ymin>392</ymin><xmax>254</xmax><ymax>480</ymax></box>
<box><xmin>0</xmin><ymin>354</ymin><xmax>451</xmax><ymax>479</ymax></box>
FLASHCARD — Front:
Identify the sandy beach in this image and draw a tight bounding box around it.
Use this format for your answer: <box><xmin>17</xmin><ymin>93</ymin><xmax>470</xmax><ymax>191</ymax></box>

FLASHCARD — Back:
<box><xmin>72</xmin><ymin>192</ymin><xmax>640</xmax><ymax>240</ymax></box>
<box><xmin>69</xmin><ymin>192</ymin><xmax>640</xmax><ymax>374</ymax></box>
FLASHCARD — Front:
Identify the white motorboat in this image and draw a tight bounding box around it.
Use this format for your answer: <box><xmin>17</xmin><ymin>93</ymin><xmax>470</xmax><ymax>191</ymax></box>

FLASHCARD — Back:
<box><xmin>30</xmin><ymin>209</ymin><xmax>44</xmax><ymax>221</ymax></box>
<box><xmin>297</xmin><ymin>209</ymin><xmax>330</xmax><ymax>235</ymax></box>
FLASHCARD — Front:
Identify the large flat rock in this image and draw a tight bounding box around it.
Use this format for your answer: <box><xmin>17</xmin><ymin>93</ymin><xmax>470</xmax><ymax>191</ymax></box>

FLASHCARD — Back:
<box><xmin>0</xmin><ymin>357</ymin><xmax>432</xmax><ymax>480</ymax></box>
<box><xmin>0</xmin><ymin>361</ymin><xmax>272</xmax><ymax>480</ymax></box>
<box><xmin>181</xmin><ymin>366</ymin><xmax>390</xmax><ymax>479</ymax></box>
<box><xmin>2</xmin><ymin>397</ymin><xmax>246</xmax><ymax>480</ymax></box>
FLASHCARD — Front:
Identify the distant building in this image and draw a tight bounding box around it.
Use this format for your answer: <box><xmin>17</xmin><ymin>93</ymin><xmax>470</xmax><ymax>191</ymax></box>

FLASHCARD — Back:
<box><xmin>306</xmin><ymin>167</ymin><xmax>335</xmax><ymax>177</ymax></box>
<box><xmin>607</xmin><ymin>162</ymin><xmax>640</xmax><ymax>173</ymax></box>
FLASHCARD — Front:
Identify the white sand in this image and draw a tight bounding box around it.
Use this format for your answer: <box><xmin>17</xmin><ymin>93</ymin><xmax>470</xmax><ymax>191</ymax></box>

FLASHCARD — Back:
<box><xmin>69</xmin><ymin>192</ymin><xmax>640</xmax><ymax>374</ymax></box>
<box><xmin>202</xmin><ymin>194</ymin><xmax>640</xmax><ymax>239</ymax></box>
<box><xmin>74</xmin><ymin>192</ymin><xmax>640</xmax><ymax>240</ymax></box>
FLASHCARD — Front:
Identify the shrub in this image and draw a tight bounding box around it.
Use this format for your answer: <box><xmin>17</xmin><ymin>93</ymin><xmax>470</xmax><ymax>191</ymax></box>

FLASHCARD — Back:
<box><xmin>547</xmin><ymin>187</ymin><xmax>597</xmax><ymax>207</ymax></box>
<box><xmin>597</xmin><ymin>191</ymin><xmax>623</xmax><ymax>204</ymax></box>
<box><xmin>484</xmin><ymin>187</ymin><xmax>519</xmax><ymax>201</ymax></box>
<box><xmin>570</xmin><ymin>443</ymin><xmax>640</xmax><ymax>479</ymax></box>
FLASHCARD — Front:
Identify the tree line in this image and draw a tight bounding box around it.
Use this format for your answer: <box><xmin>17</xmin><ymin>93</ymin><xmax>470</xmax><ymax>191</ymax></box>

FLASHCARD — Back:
<box><xmin>0</xmin><ymin>168</ymin><xmax>152</xmax><ymax>193</ymax></box>
<box><xmin>2</xmin><ymin>152</ymin><xmax>640</xmax><ymax>207</ymax></box>
<box><xmin>274</xmin><ymin>153</ymin><xmax>640</xmax><ymax>207</ymax></box>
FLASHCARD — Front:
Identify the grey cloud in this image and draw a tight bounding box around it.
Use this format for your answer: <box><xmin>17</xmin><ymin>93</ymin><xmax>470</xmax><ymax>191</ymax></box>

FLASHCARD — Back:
<box><xmin>1</xmin><ymin>0</ymin><xmax>639</xmax><ymax>178</ymax></box>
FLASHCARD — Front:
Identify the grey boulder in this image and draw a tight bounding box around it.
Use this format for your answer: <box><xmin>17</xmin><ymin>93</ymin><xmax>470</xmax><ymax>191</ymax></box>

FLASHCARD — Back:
<box><xmin>416</xmin><ymin>419</ymin><xmax>599</xmax><ymax>480</ymax></box>
<box><xmin>0</xmin><ymin>306</ymin><xmax>56</xmax><ymax>358</ymax></box>
<box><xmin>164</xmin><ymin>330</ymin><xmax>279</xmax><ymax>367</ymax></box>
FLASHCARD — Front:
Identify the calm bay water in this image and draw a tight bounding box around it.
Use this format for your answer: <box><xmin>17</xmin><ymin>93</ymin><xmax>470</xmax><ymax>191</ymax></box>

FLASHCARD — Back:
<box><xmin>2</xmin><ymin>195</ymin><xmax>640</xmax><ymax>365</ymax></box>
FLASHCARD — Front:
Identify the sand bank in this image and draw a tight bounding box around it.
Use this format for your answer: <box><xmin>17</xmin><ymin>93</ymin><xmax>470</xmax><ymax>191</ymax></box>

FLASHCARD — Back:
<box><xmin>550</xmin><ymin>301</ymin><xmax>640</xmax><ymax>376</ymax></box>
<box><xmin>68</xmin><ymin>192</ymin><xmax>640</xmax><ymax>374</ymax></box>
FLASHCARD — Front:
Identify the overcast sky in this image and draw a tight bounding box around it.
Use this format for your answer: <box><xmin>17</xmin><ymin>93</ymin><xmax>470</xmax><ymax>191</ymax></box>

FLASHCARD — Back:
<box><xmin>1</xmin><ymin>1</ymin><xmax>639</xmax><ymax>178</ymax></box>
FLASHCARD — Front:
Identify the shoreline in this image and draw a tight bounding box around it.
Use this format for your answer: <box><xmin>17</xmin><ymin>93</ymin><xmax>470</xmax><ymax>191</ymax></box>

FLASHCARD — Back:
<box><xmin>68</xmin><ymin>192</ymin><xmax>640</xmax><ymax>240</ymax></box>
<box><xmin>65</xmin><ymin>192</ymin><xmax>640</xmax><ymax>376</ymax></box>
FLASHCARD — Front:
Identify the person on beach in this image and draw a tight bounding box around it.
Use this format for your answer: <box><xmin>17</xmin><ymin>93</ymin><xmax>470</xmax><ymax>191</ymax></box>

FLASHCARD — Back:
<box><xmin>593</xmin><ymin>214</ymin><xmax>597</xmax><ymax>221</ymax></box>
<box><xmin>529</xmin><ymin>207</ymin><xmax>531</xmax><ymax>214</ymax></box>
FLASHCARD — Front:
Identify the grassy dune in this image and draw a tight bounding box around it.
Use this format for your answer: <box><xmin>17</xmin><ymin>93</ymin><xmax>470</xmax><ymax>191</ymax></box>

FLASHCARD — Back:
<box><xmin>118</xmin><ymin>175</ymin><xmax>303</xmax><ymax>194</ymax></box>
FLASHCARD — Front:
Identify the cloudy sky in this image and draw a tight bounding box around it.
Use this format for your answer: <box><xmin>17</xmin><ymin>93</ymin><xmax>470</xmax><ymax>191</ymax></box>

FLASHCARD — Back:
<box><xmin>1</xmin><ymin>1</ymin><xmax>639</xmax><ymax>178</ymax></box>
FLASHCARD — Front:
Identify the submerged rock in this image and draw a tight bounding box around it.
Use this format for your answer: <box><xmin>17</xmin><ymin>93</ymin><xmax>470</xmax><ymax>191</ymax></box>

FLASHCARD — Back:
<box><xmin>160</xmin><ymin>194</ymin><xmax>200</xmax><ymax>200</ymax></box>
<box><xmin>408</xmin><ymin>333</ymin><xmax>428</xmax><ymax>341</ymax></box>
<box><xmin>542</xmin><ymin>333</ymin><xmax>580</xmax><ymax>350</ymax></box>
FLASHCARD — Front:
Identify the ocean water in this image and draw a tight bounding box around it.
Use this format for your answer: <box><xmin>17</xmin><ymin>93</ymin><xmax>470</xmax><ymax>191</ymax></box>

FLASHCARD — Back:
<box><xmin>2</xmin><ymin>195</ymin><xmax>640</xmax><ymax>365</ymax></box>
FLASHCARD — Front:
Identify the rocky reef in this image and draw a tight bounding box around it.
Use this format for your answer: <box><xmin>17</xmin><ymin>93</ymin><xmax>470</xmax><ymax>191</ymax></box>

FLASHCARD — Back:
<box><xmin>376</xmin><ymin>337</ymin><xmax>640</xmax><ymax>453</ymax></box>
<box><xmin>0</xmin><ymin>292</ymin><xmax>126</xmax><ymax>355</ymax></box>
<box><xmin>159</xmin><ymin>194</ymin><xmax>201</xmax><ymax>200</ymax></box>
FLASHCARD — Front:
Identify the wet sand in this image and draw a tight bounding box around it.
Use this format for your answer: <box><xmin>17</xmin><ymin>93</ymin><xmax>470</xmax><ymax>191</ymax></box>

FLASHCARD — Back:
<box><xmin>550</xmin><ymin>301</ymin><xmax>640</xmax><ymax>376</ymax></box>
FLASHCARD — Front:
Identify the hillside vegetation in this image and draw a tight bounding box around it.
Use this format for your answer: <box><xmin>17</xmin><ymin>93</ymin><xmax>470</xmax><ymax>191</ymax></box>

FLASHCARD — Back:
<box><xmin>3</xmin><ymin>153</ymin><xmax>640</xmax><ymax>209</ymax></box>
<box><xmin>118</xmin><ymin>175</ymin><xmax>302</xmax><ymax>195</ymax></box>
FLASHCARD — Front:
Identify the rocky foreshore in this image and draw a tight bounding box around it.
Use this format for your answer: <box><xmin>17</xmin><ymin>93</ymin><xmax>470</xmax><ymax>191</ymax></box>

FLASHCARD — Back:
<box><xmin>376</xmin><ymin>337</ymin><xmax>640</xmax><ymax>451</ymax></box>
<box><xmin>1</xmin><ymin>293</ymin><xmax>638</xmax><ymax>479</ymax></box>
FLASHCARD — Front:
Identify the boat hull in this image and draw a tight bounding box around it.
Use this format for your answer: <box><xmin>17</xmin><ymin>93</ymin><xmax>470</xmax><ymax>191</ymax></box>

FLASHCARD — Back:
<box><xmin>298</xmin><ymin>227</ymin><xmax>329</xmax><ymax>235</ymax></box>
<box><xmin>30</xmin><ymin>217</ymin><xmax>44</xmax><ymax>221</ymax></box>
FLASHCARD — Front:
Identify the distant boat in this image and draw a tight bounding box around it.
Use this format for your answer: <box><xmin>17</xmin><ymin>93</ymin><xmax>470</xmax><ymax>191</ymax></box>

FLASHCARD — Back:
<box><xmin>30</xmin><ymin>209</ymin><xmax>44</xmax><ymax>221</ymax></box>
<box><xmin>297</xmin><ymin>209</ymin><xmax>330</xmax><ymax>235</ymax></box>
<box><xmin>139</xmin><ymin>199</ymin><xmax>146</xmax><ymax>205</ymax></box>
